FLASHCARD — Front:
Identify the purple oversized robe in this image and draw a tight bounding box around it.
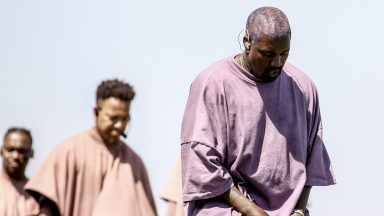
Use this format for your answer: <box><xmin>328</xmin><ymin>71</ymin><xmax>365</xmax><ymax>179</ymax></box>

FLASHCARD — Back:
<box><xmin>181</xmin><ymin>55</ymin><xmax>336</xmax><ymax>216</ymax></box>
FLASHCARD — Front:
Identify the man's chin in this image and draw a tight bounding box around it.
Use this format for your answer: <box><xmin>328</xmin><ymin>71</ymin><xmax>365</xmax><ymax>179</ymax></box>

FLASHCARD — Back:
<box><xmin>106</xmin><ymin>137</ymin><xmax>120</xmax><ymax>145</ymax></box>
<box><xmin>5</xmin><ymin>168</ymin><xmax>24</xmax><ymax>178</ymax></box>
<box><xmin>261</xmin><ymin>69</ymin><xmax>282</xmax><ymax>82</ymax></box>
<box><xmin>260</xmin><ymin>75</ymin><xmax>279</xmax><ymax>83</ymax></box>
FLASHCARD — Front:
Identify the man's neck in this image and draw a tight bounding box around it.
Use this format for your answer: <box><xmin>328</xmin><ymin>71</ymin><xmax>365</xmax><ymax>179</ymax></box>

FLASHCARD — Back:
<box><xmin>2</xmin><ymin>169</ymin><xmax>26</xmax><ymax>181</ymax></box>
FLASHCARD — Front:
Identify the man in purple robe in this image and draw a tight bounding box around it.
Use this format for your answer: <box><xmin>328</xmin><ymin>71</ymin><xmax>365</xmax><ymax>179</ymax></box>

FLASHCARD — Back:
<box><xmin>181</xmin><ymin>6</ymin><xmax>336</xmax><ymax>216</ymax></box>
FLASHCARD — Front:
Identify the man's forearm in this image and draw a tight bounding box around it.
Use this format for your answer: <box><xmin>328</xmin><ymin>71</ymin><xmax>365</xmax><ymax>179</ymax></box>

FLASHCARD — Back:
<box><xmin>38</xmin><ymin>206</ymin><xmax>53</xmax><ymax>216</ymax></box>
<box><xmin>220</xmin><ymin>186</ymin><xmax>268</xmax><ymax>216</ymax></box>
<box><xmin>164</xmin><ymin>201</ymin><xmax>177</xmax><ymax>216</ymax></box>
<box><xmin>37</xmin><ymin>196</ymin><xmax>60</xmax><ymax>216</ymax></box>
<box><xmin>294</xmin><ymin>186</ymin><xmax>311</xmax><ymax>211</ymax></box>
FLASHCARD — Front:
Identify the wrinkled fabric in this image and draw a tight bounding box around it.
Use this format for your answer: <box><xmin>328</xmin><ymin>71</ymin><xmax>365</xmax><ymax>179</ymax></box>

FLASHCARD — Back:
<box><xmin>25</xmin><ymin>128</ymin><xmax>156</xmax><ymax>216</ymax></box>
<box><xmin>0</xmin><ymin>170</ymin><xmax>39</xmax><ymax>216</ymax></box>
<box><xmin>161</xmin><ymin>157</ymin><xmax>184</xmax><ymax>216</ymax></box>
<box><xmin>181</xmin><ymin>55</ymin><xmax>336</xmax><ymax>216</ymax></box>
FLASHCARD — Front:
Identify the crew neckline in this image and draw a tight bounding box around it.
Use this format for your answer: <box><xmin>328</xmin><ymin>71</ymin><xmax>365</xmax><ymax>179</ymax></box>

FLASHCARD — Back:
<box><xmin>227</xmin><ymin>54</ymin><xmax>283</xmax><ymax>86</ymax></box>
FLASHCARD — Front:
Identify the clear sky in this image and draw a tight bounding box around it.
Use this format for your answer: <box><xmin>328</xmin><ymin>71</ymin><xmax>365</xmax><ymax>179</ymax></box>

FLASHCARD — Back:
<box><xmin>1</xmin><ymin>0</ymin><xmax>383</xmax><ymax>215</ymax></box>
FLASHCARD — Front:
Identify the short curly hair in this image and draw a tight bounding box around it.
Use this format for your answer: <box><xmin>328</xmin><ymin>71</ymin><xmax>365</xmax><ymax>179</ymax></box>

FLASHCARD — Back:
<box><xmin>3</xmin><ymin>127</ymin><xmax>33</xmax><ymax>146</ymax></box>
<box><xmin>96</xmin><ymin>79</ymin><xmax>136</xmax><ymax>103</ymax></box>
<box><xmin>246</xmin><ymin>6</ymin><xmax>291</xmax><ymax>42</ymax></box>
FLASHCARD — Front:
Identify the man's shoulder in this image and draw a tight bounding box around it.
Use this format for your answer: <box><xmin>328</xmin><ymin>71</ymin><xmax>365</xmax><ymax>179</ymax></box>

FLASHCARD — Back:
<box><xmin>119</xmin><ymin>142</ymin><xmax>146</xmax><ymax>167</ymax></box>
<box><xmin>284</xmin><ymin>63</ymin><xmax>312</xmax><ymax>82</ymax></box>
<box><xmin>0</xmin><ymin>172</ymin><xmax>8</xmax><ymax>186</ymax></box>
<box><xmin>48</xmin><ymin>129</ymin><xmax>94</xmax><ymax>154</ymax></box>
<box><xmin>190</xmin><ymin>55</ymin><xmax>235</xmax><ymax>93</ymax></box>
<box><xmin>193</xmin><ymin>56</ymin><xmax>234</xmax><ymax>84</ymax></box>
<box><xmin>283</xmin><ymin>63</ymin><xmax>318</xmax><ymax>92</ymax></box>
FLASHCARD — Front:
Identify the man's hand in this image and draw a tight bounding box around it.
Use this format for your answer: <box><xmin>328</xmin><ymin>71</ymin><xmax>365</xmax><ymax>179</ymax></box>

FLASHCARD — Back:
<box><xmin>38</xmin><ymin>206</ymin><xmax>53</xmax><ymax>216</ymax></box>
<box><xmin>292</xmin><ymin>186</ymin><xmax>311</xmax><ymax>216</ymax></box>
<box><xmin>248</xmin><ymin>206</ymin><xmax>269</xmax><ymax>216</ymax></box>
<box><xmin>234</xmin><ymin>204</ymin><xmax>269</xmax><ymax>216</ymax></box>
<box><xmin>36</xmin><ymin>196</ymin><xmax>60</xmax><ymax>216</ymax></box>
<box><xmin>291</xmin><ymin>208</ymin><xmax>306</xmax><ymax>216</ymax></box>
<box><xmin>290</xmin><ymin>213</ymin><xmax>303</xmax><ymax>216</ymax></box>
<box><xmin>220</xmin><ymin>186</ymin><xmax>269</xmax><ymax>216</ymax></box>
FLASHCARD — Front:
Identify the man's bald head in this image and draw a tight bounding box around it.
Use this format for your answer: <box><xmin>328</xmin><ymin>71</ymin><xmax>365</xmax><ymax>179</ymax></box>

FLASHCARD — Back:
<box><xmin>246</xmin><ymin>7</ymin><xmax>291</xmax><ymax>43</ymax></box>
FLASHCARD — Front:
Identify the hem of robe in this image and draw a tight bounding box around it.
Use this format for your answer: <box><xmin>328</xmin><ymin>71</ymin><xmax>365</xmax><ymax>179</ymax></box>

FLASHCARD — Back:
<box><xmin>183</xmin><ymin>180</ymin><xmax>234</xmax><ymax>202</ymax></box>
<box><xmin>161</xmin><ymin>158</ymin><xmax>182</xmax><ymax>203</ymax></box>
<box><xmin>160</xmin><ymin>193</ymin><xmax>180</xmax><ymax>203</ymax></box>
<box><xmin>305</xmin><ymin>178</ymin><xmax>336</xmax><ymax>186</ymax></box>
<box><xmin>160</xmin><ymin>192</ymin><xmax>181</xmax><ymax>203</ymax></box>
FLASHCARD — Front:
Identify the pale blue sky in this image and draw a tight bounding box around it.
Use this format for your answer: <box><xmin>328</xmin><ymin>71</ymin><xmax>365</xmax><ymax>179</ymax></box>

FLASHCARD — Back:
<box><xmin>1</xmin><ymin>0</ymin><xmax>383</xmax><ymax>215</ymax></box>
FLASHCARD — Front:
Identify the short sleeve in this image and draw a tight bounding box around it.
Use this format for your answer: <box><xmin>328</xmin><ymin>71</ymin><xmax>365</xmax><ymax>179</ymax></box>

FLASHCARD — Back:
<box><xmin>181</xmin><ymin>77</ymin><xmax>233</xmax><ymax>202</ymax></box>
<box><xmin>181</xmin><ymin>142</ymin><xmax>233</xmax><ymax>201</ymax></box>
<box><xmin>25</xmin><ymin>143</ymin><xmax>76</xmax><ymax>214</ymax></box>
<box><xmin>305</xmin><ymin>86</ymin><xmax>336</xmax><ymax>186</ymax></box>
<box><xmin>161</xmin><ymin>158</ymin><xmax>182</xmax><ymax>203</ymax></box>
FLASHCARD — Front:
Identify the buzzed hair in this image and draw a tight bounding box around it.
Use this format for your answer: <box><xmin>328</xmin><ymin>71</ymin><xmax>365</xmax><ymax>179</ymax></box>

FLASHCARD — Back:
<box><xmin>3</xmin><ymin>127</ymin><xmax>33</xmax><ymax>145</ymax></box>
<box><xmin>246</xmin><ymin>6</ymin><xmax>291</xmax><ymax>42</ymax></box>
<box><xmin>96</xmin><ymin>79</ymin><xmax>136</xmax><ymax>103</ymax></box>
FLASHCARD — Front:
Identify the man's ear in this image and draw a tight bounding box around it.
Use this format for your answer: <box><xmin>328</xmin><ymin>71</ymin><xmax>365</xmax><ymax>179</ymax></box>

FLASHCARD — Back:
<box><xmin>29</xmin><ymin>149</ymin><xmax>34</xmax><ymax>158</ymax></box>
<box><xmin>93</xmin><ymin>107</ymin><xmax>99</xmax><ymax>118</ymax></box>
<box><xmin>243</xmin><ymin>36</ymin><xmax>251</xmax><ymax>51</ymax></box>
<box><xmin>0</xmin><ymin>146</ymin><xmax>3</xmax><ymax>157</ymax></box>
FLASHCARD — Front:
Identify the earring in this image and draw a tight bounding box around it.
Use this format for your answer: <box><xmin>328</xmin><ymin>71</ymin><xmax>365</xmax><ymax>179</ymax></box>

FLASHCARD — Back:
<box><xmin>244</xmin><ymin>42</ymin><xmax>250</xmax><ymax>51</ymax></box>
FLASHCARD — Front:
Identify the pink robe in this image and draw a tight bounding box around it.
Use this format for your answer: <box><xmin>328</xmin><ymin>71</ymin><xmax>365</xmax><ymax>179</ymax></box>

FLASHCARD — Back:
<box><xmin>161</xmin><ymin>157</ymin><xmax>184</xmax><ymax>216</ymax></box>
<box><xmin>25</xmin><ymin>128</ymin><xmax>157</xmax><ymax>216</ymax></box>
<box><xmin>0</xmin><ymin>170</ymin><xmax>39</xmax><ymax>216</ymax></box>
<box><xmin>181</xmin><ymin>55</ymin><xmax>336</xmax><ymax>216</ymax></box>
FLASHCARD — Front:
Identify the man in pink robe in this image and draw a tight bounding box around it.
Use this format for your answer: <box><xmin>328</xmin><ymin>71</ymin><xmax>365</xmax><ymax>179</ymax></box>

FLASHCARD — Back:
<box><xmin>0</xmin><ymin>127</ymin><xmax>39</xmax><ymax>216</ymax></box>
<box><xmin>25</xmin><ymin>79</ymin><xmax>157</xmax><ymax>216</ymax></box>
<box><xmin>181</xmin><ymin>7</ymin><xmax>336</xmax><ymax>216</ymax></box>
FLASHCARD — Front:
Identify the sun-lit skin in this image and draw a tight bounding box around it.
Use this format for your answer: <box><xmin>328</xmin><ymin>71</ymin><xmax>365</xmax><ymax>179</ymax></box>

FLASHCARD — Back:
<box><xmin>95</xmin><ymin>97</ymin><xmax>130</xmax><ymax>146</ymax></box>
<box><xmin>1</xmin><ymin>132</ymin><xmax>33</xmax><ymax>180</ymax></box>
<box><xmin>242</xmin><ymin>33</ymin><xmax>290</xmax><ymax>83</ymax></box>
<box><xmin>237</xmin><ymin>6</ymin><xmax>291</xmax><ymax>83</ymax></box>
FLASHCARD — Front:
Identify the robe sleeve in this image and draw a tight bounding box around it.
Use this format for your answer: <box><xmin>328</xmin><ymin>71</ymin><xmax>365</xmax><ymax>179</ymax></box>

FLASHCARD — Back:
<box><xmin>138</xmin><ymin>158</ymin><xmax>157</xmax><ymax>215</ymax></box>
<box><xmin>25</xmin><ymin>142</ymin><xmax>76</xmax><ymax>214</ymax></box>
<box><xmin>305</xmin><ymin>85</ymin><xmax>336</xmax><ymax>186</ymax></box>
<box><xmin>181</xmin><ymin>77</ymin><xmax>233</xmax><ymax>202</ymax></box>
<box><xmin>161</xmin><ymin>157</ymin><xmax>182</xmax><ymax>203</ymax></box>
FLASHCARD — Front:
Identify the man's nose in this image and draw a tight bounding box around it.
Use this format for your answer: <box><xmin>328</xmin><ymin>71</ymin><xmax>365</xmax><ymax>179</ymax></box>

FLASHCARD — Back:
<box><xmin>114</xmin><ymin>120</ymin><xmax>125</xmax><ymax>129</ymax></box>
<box><xmin>11</xmin><ymin>151</ymin><xmax>23</xmax><ymax>160</ymax></box>
<box><xmin>271</xmin><ymin>55</ymin><xmax>283</xmax><ymax>67</ymax></box>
